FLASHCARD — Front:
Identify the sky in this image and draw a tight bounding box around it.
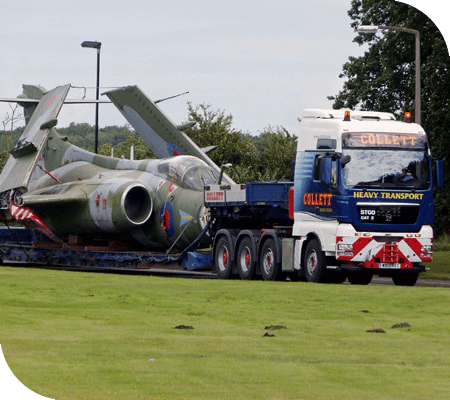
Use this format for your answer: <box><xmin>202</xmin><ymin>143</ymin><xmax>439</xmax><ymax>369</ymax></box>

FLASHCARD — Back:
<box><xmin>0</xmin><ymin>0</ymin><xmax>448</xmax><ymax>136</ymax></box>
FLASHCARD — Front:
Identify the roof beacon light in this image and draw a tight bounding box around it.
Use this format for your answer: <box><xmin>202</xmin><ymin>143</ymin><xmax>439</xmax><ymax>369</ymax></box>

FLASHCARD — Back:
<box><xmin>344</xmin><ymin>111</ymin><xmax>351</xmax><ymax>121</ymax></box>
<box><xmin>405</xmin><ymin>112</ymin><xmax>413</xmax><ymax>123</ymax></box>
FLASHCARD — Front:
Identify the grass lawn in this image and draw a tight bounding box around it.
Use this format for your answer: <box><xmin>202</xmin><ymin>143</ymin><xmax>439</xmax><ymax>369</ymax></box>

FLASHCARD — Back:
<box><xmin>426</xmin><ymin>250</ymin><xmax>450</xmax><ymax>279</ymax></box>
<box><xmin>1</xmin><ymin>266</ymin><xmax>450</xmax><ymax>400</ymax></box>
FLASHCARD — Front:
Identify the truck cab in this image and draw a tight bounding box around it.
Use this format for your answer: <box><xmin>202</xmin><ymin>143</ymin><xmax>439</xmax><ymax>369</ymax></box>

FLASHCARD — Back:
<box><xmin>293</xmin><ymin>108</ymin><xmax>444</xmax><ymax>285</ymax></box>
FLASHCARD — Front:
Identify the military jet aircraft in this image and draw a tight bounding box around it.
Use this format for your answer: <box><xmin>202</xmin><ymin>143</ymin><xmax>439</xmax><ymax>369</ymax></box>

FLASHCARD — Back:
<box><xmin>0</xmin><ymin>84</ymin><xmax>234</xmax><ymax>251</ymax></box>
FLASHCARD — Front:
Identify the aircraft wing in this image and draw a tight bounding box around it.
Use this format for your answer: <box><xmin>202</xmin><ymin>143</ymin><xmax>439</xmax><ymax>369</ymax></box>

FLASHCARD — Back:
<box><xmin>22</xmin><ymin>184</ymin><xmax>88</xmax><ymax>208</ymax></box>
<box><xmin>105</xmin><ymin>86</ymin><xmax>235</xmax><ymax>184</ymax></box>
<box><xmin>0</xmin><ymin>84</ymin><xmax>71</xmax><ymax>194</ymax></box>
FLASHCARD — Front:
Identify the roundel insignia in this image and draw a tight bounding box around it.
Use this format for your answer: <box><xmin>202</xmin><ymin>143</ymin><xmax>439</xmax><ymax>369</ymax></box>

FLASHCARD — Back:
<box><xmin>160</xmin><ymin>202</ymin><xmax>175</xmax><ymax>238</ymax></box>
<box><xmin>167</xmin><ymin>143</ymin><xmax>182</xmax><ymax>157</ymax></box>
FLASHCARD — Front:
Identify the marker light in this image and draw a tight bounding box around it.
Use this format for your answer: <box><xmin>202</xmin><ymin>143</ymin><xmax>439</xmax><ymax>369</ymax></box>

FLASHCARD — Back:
<box><xmin>344</xmin><ymin>111</ymin><xmax>351</xmax><ymax>121</ymax></box>
<box><xmin>405</xmin><ymin>112</ymin><xmax>412</xmax><ymax>122</ymax></box>
<box><xmin>356</xmin><ymin>232</ymin><xmax>372</xmax><ymax>237</ymax></box>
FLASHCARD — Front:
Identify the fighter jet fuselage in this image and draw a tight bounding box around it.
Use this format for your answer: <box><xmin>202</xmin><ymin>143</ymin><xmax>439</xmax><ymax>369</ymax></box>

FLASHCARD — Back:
<box><xmin>0</xmin><ymin>84</ymin><xmax>229</xmax><ymax>251</ymax></box>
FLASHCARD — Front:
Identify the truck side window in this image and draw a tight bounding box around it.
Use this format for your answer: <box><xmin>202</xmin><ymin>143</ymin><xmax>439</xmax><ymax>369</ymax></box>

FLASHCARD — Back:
<box><xmin>331</xmin><ymin>160</ymin><xmax>337</xmax><ymax>186</ymax></box>
<box><xmin>314</xmin><ymin>155</ymin><xmax>337</xmax><ymax>186</ymax></box>
<box><xmin>314</xmin><ymin>156</ymin><xmax>321</xmax><ymax>181</ymax></box>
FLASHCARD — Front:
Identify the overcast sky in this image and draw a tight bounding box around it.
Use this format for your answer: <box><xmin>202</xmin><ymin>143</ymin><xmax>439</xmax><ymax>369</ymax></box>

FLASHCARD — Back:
<box><xmin>0</xmin><ymin>0</ymin><xmax>448</xmax><ymax>135</ymax></box>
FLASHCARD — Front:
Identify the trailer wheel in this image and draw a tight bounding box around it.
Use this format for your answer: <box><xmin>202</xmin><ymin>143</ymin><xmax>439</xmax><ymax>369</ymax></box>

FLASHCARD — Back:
<box><xmin>260</xmin><ymin>238</ymin><xmax>282</xmax><ymax>281</ymax></box>
<box><xmin>214</xmin><ymin>236</ymin><xmax>234</xmax><ymax>279</ymax></box>
<box><xmin>392</xmin><ymin>271</ymin><xmax>419</xmax><ymax>286</ymax></box>
<box><xmin>237</xmin><ymin>237</ymin><xmax>256</xmax><ymax>280</ymax></box>
<box><xmin>303</xmin><ymin>239</ymin><xmax>328</xmax><ymax>283</ymax></box>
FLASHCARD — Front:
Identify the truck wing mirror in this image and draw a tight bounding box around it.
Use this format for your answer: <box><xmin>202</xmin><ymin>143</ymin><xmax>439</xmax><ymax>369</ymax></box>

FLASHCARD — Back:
<box><xmin>435</xmin><ymin>159</ymin><xmax>444</xmax><ymax>189</ymax></box>
<box><xmin>320</xmin><ymin>157</ymin><xmax>333</xmax><ymax>186</ymax></box>
<box><xmin>341</xmin><ymin>155</ymin><xmax>351</xmax><ymax>167</ymax></box>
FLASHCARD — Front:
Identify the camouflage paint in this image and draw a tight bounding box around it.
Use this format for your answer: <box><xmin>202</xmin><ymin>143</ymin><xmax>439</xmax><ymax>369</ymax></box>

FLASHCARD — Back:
<box><xmin>0</xmin><ymin>84</ymin><xmax>217</xmax><ymax>251</ymax></box>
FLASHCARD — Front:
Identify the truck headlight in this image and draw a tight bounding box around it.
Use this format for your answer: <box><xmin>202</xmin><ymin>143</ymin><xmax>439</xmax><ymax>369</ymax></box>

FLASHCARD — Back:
<box><xmin>421</xmin><ymin>244</ymin><xmax>433</xmax><ymax>257</ymax></box>
<box><xmin>338</xmin><ymin>244</ymin><xmax>353</xmax><ymax>251</ymax></box>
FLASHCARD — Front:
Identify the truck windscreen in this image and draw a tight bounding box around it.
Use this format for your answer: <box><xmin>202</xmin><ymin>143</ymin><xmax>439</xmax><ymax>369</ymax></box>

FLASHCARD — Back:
<box><xmin>341</xmin><ymin>132</ymin><xmax>430</xmax><ymax>190</ymax></box>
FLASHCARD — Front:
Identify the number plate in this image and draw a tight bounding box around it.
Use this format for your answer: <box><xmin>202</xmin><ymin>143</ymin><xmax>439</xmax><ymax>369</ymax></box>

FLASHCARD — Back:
<box><xmin>379</xmin><ymin>263</ymin><xmax>401</xmax><ymax>269</ymax></box>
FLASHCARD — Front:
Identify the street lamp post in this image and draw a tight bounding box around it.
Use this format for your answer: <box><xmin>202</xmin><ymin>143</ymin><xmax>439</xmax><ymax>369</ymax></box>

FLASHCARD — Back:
<box><xmin>81</xmin><ymin>40</ymin><xmax>102</xmax><ymax>153</ymax></box>
<box><xmin>357</xmin><ymin>25</ymin><xmax>421</xmax><ymax>125</ymax></box>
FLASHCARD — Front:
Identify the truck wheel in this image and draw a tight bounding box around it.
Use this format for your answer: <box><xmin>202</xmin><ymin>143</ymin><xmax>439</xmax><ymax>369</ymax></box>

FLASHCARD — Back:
<box><xmin>214</xmin><ymin>236</ymin><xmax>234</xmax><ymax>279</ymax></box>
<box><xmin>260</xmin><ymin>238</ymin><xmax>282</xmax><ymax>281</ymax></box>
<box><xmin>392</xmin><ymin>271</ymin><xmax>419</xmax><ymax>286</ymax></box>
<box><xmin>347</xmin><ymin>270</ymin><xmax>372</xmax><ymax>285</ymax></box>
<box><xmin>237</xmin><ymin>237</ymin><xmax>256</xmax><ymax>280</ymax></box>
<box><xmin>303</xmin><ymin>239</ymin><xmax>328</xmax><ymax>283</ymax></box>
<box><xmin>328</xmin><ymin>270</ymin><xmax>347</xmax><ymax>284</ymax></box>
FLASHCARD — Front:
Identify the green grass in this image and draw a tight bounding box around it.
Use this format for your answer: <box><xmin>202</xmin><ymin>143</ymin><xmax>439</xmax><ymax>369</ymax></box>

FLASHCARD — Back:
<box><xmin>435</xmin><ymin>233</ymin><xmax>450</xmax><ymax>252</ymax></box>
<box><xmin>426</xmin><ymin>250</ymin><xmax>450</xmax><ymax>279</ymax></box>
<box><xmin>425</xmin><ymin>234</ymin><xmax>450</xmax><ymax>280</ymax></box>
<box><xmin>1</xmin><ymin>267</ymin><xmax>450</xmax><ymax>400</ymax></box>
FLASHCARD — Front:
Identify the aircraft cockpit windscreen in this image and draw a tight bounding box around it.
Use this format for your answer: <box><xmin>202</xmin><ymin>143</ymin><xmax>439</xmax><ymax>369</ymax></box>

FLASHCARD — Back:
<box><xmin>158</xmin><ymin>156</ymin><xmax>218</xmax><ymax>190</ymax></box>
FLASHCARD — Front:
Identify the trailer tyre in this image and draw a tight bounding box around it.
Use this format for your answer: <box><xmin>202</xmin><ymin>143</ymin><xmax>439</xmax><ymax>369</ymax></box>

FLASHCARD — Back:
<box><xmin>237</xmin><ymin>237</ymin><xmax>256</xmax><ymax>280</ymax></box>
<box><xmin>214</xmin><ymin>236</ymin><xmax>234</xmax><ymax>279</ymax></box>
<box><xmin>304</xmin><ymin>239</ymin><xmax>328</xmax><ymax>283</ymax></box>
<box><xmin>260</xmin><ymin>238</ymin><xmax>282</xmax><ymax>281</ymax></box>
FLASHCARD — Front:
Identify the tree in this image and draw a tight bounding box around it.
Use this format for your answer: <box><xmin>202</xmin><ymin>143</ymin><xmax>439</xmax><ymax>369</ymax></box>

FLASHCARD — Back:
<box><xmin>329</xmin><ymin>0</ymin><xmax>450</xmax><ymax>235</ymax></box>
<box><xmin>255</xmin><ymin>126</ymin><xmax>297</xmax><ymax>181</ymax></box>
<box><xmin>1</xmin><ymin>104</ymin><xmax>22</xmax><ymax>132</ymax></box>
<box><xmin>0</xmin><ymin>134</ymin><xmax>12</xmax><ymax>171</ymax></box>
<box><xmin>330</xmin><ymin>0</ymin><xmax>447</xmax><ymax>115</ymax></box>
<box><xmin>185</xmin><ymin>103</ymin><xmax>297</xmax><ymax>183</ymax></box>
<box><xmin>186</xmin><ymin>103</ymin><xmax>260</xmax><ymax>182</ymax></box>
<box><xmin>98</xmin><ymin>133</ymin><xmax>155</xmax><ymax>160</ymax></box>
<box><xmin>1</xmin><ymin>106</ymin><xmax>24</xmax><ymax>170</ymax></box>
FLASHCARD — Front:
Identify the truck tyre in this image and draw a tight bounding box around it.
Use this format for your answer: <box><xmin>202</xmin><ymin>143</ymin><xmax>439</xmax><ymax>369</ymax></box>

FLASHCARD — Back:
<box><xmin>237</xmin><ymin>237</ymin><xmax>256</xmax><ymax>280</ymax></box>
<box><xmin>214</xmin><ymin>236</ymin><xmax>234</xmax><ymax>279</ymax></box>
<box><xmin>328</xmin><ymin>270</ymin><xmax>347</xmax><ymax>284</ymax></box>
<box><xmin>259</xmin><ymin>238</ymin><xmax>282</xmax><ymax>281</ymax></box>
<box><xmin>303</xmin><ymin>239</ymin><xmax>328</xmax><ymax>283</ymax></box>
<box><xmin>392</xmin><ymin>271</ymin><xmax>419</xmax><ymax>286</ymax></box>
<box><xmin>347</xmin><ymin>270</ymin><xmax>372</xmax><ymax>285</ymax></box>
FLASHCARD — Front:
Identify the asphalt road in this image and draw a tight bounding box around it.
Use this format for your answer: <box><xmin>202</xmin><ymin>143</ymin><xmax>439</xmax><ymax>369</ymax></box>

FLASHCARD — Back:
<box><xmin>370</xmin><ymin>276</ymin><xmax>450</xmax><ymax>287</ymax></box>
<box><xmin>2</xmin><ymin>264</ymin><xmax>449</xmax><ymax>287</ymax></box>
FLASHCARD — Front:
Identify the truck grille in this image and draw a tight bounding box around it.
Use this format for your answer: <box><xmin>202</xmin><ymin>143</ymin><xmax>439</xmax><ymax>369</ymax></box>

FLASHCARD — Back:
<box><xmin>358</xmin><ymin>204</ymin><xmax>420</xmax><ymax>225</ymax></box>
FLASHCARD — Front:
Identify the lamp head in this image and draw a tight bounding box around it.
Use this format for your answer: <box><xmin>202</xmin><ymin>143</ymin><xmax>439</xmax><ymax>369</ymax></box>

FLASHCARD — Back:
<box><xmin>357</xmin><ymin>25</ymin><xmax>379</xmax><ymax>33</ymax></box>
<box><xmin>81</xmin><ymin>41</ymin><xmax>102</xmax><ymax>49</ymax></box>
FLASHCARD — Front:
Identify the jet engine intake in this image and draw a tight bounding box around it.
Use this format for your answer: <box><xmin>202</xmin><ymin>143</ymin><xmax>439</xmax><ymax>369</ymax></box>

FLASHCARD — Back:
<box><xmin>122</xmin><ymin>184</ymin><xmax>153</xmax><ymax>226</ymax></box>
<box><xmin>90</xmin><ymin>181</ymin><xmax>153</xmax><ymax>233</ymax></box>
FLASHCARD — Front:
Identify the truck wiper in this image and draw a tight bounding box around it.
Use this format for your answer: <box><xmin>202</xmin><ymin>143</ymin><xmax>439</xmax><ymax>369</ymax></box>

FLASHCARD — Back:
<box><xmin>396</xmin><ymin>184</ymin><xmax>418</xmax><ymax>190</ymax></box>
<box><xmin>353</xmin><ymin>182</ymin><xmax>383</xmax><ymax>189</ymax></box>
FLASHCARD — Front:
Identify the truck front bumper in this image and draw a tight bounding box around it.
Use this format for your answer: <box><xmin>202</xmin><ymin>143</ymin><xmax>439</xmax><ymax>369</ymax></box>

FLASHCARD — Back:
<box><xmin>335</xmin><ymin>224</ymin><xmax>433</xmax><ymax>270</ymax></box>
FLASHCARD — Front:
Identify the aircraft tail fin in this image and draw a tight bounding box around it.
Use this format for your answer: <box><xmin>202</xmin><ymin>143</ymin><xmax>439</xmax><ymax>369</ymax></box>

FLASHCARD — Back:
<box><xmin>0</xmin><ymin>84</ymin><xmax>71</xmax><ymax>195</ymax></box>
<box><xmin>20</xmin><ymin>85</ymin><xmax>48</xmax><ymax>124</ymax></box>
<box><xmin>105</xmin><ymin>86</ymin><xmax>235</xmax><ymax>184</ymax></box>
<box><xmin>0</xmin><ymin>85</ymin><xmax>111</xmax><ymax>125</ymax></box>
